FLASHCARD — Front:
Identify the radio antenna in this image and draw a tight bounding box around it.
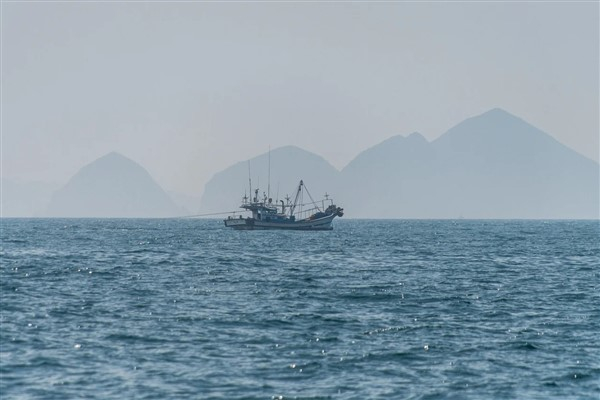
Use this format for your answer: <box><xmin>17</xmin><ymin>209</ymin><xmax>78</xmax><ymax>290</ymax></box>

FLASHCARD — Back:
<box><xmin>248</xmin><ymin>161</ymin><xmax>252</xmax><ymax>202</ymax></box>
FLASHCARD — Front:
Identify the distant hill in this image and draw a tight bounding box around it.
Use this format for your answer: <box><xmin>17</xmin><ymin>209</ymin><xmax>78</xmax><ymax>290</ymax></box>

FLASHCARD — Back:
<box><xmin>427</xmin><ymin>108</ymin><xmax>599</xmax><ymax>218</ymax></box>
<box><xmin>200</xmin><ymin>146</ymin><xmax>340</xmax><ymax>214</ymax></box>
<box><xmin>203</xmin><ymin>108</ymin><xmax>599</xmax><ymax>219</ymax></box>
<box><xmin>45</xmin><ymin>152</ymin><xmax>182</xmax><ymax>217</ymax></box>
<box><xmin>339</xmin><ymin>132</ymin><xmax>433</xmax><ymax>218</ymax></box>
<box><xmin>341</xmin><ymin>108</ymin><xmax>599</xmax><ymax>218</ymax></box>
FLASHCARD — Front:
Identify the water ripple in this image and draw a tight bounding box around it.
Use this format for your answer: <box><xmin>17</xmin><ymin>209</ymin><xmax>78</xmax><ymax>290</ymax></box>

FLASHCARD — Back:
<box><xmin>1</xmin><ymin>219</ymin><xmax>599</xmax><ymax>399</ymax></box>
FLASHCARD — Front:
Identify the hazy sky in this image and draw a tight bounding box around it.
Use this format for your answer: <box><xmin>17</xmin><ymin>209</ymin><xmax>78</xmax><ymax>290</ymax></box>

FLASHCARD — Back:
<box><xmin>3</xmin><ymin>2</ymin><xmax>598</xmax><ymax>197</ymax></box>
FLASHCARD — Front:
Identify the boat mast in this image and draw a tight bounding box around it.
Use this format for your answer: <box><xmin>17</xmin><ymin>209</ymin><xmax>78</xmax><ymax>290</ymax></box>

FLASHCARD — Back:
<box><xmin>267</xmin><ymin>146</ymin><xmax>271</xmax><ymax>201</ymax></box>
<box><xmin>289</xmin><ymin>180</ymin><xmax>303</xmax><ymax>217</ymax></box>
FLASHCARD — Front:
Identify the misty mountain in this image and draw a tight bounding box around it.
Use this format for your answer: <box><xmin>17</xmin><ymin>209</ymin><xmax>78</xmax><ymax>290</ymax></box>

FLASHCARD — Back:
<box><xmin>203</xmin><ymin>108</ymin><xmax>599</xmax><ymax>219</ymax></box>
<box><xmin>45</xmin><ymin>152</ymin><xmax>182</xmax><ymax>217</ymax></box>
<box><xmin>200</xmin><ymin>146</ymin><xmax>340</xmax><ymax>214</ymax></box>
<box><xmin>341</xmin><ymin>108</ymin><xmax>599</xmax><ymax>218</ymax></box>
<box><xmin>339</xmin><ymin>132</ymin><xmax>435</xmax><ymax>217</ymax></box>
<box><xmin>428</xmin><ymin>108</ymin><xmax>599</xmax><ymax>218</ymax></box>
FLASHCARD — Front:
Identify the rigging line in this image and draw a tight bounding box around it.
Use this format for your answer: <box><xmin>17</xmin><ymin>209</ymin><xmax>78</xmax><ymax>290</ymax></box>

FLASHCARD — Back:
<box><xmin>302</xmin><ymin>183</ymin><xmax>321</xmax><ymax>212</ymax></box>
<box><xmin>175</xmin><ymin>211</ymin><xmax>245</xmax><ymax>219</ymax></box>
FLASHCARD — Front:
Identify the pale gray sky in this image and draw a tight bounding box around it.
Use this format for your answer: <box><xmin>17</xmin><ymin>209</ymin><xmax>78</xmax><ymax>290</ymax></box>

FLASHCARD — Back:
<box><xmin>2</xmin><ymin>1</ymin><xmax>598</xmax><ymax>197</ymax></box>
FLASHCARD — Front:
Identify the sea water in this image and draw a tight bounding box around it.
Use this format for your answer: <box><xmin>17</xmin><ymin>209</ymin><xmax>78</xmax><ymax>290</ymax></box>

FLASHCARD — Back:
<box><xmin>1</xmin><ymin>219</ymin><xmax>599</xmax><ymax>399</ymax></box>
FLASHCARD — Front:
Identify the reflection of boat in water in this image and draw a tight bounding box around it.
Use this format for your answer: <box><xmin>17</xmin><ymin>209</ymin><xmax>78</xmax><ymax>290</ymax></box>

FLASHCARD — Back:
<box><xmin>224</xmin><ymin>180</ymin><xmax>343</xmax><ymax>230</ymax></box>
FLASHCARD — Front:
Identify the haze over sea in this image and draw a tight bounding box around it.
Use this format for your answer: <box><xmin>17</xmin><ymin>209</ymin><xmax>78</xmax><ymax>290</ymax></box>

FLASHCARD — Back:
<box><xmin>1</xmin><ymin>219</ymin><xmax>599</xmax><ymax>399</ymax></box>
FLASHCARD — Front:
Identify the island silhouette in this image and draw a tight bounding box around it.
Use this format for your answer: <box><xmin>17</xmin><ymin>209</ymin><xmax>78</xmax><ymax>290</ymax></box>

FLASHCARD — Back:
<box><xmin>202</xmin><ymin>108</ymin><xmax>599</xmax><ymax>219</ymax></box>
<box><xmin>45</xmin><ymin>152</ymin><xmax>182</xmax><ymax>218</ymax></box>
<box><xmin>19</xmin><ymin>108</ymin><xmax>598</xmax><ymax>219</ymax></box>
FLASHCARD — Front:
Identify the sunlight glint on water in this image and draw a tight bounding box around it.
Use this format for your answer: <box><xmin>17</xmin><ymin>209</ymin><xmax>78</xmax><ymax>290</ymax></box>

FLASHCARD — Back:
<box><xmin>1</xmin><ymin>219</ymin><xmax>599</xmax><ymax>399</ymax></box>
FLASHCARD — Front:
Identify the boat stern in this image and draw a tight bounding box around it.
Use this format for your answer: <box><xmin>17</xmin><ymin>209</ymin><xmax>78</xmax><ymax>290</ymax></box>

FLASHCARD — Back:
<box><xmin>224</xmin><ymin>216</ymin><xmax>255</xmax><ymax>230</ymax></box>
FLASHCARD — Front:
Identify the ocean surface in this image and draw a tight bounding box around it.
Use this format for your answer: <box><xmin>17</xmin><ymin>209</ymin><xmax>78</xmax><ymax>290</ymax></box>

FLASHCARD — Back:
<box><xmin>1</xmin><ymin>219</ymin><xmax>599</xmax><ymax>399</ymax></box>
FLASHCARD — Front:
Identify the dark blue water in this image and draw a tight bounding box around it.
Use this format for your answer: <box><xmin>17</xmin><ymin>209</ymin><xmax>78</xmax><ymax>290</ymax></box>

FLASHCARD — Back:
<box><xmin>1</xmin><ymin>219</ymin><xmax>599</xmax><ymax>399</ymax></box>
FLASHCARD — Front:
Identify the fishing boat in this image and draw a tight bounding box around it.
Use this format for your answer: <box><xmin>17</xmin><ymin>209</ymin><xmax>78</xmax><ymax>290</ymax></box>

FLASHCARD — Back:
<box><xmin>224</xmin><ymin>180</ymin><xmax>343</xmax><ymax>230</ymax></box>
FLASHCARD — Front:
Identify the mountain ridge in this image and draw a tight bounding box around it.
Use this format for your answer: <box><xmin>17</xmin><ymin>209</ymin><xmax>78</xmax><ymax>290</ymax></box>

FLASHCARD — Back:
<box><xmin>45</xmin><ymin>152</ymin><xmax>182</xmax><ymax>218</ymax></box>
<box><xmin>203</xmin><ymin>108</ymin><xmax>599</xmax><ymax>219</ymax></box>
<box><xmin>9</xmin><ymin>108</ymin><xmax>598</xmax><ymax>219</ymax></box>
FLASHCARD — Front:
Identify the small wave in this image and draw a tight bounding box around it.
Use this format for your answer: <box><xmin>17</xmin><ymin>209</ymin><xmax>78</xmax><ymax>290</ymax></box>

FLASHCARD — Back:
<box><xmin>2</xmin><ymin>219</ymin><xmax>598</xmax><ymax>399</ymax></box>
<box><xmin>513</xmin><ymin>341</ymin><xmax>540</xmax><ymax>351</ymax></box>
<box><xmin>364</xmin><ymin>326</ymin><xmax>412</xmax><ymax>335</ymax></box>
<box><xmin>104</xmin><ymin>333</ymin><xmax>168</xmax><ymax>344</ymax></box>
